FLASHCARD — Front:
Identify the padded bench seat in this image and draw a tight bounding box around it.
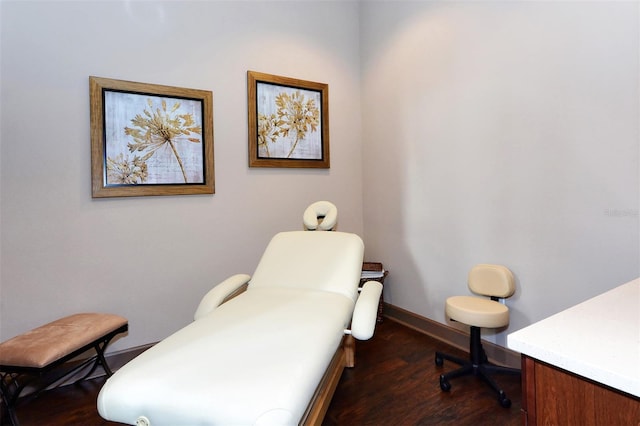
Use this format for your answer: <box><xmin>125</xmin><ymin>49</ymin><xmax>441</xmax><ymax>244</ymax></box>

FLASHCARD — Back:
<box><xmin>0</xmin><ymin>313</ymin><xmax>128</xmax><ymax>425</ymax></box>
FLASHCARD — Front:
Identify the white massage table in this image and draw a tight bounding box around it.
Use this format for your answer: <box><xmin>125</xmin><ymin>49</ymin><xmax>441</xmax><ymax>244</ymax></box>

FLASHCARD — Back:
<box><xmin>97</xmin><ymin>230</ymin><xmax>382</xmax><ymax>426</ymax></box>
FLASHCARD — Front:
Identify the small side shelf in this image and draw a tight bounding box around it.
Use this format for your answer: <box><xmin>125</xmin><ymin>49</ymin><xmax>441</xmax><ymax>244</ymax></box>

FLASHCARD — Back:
<box><xmin>360</xmin><ymin>262</ymin><xmax>388</xmax><ymax>323</ymax></box>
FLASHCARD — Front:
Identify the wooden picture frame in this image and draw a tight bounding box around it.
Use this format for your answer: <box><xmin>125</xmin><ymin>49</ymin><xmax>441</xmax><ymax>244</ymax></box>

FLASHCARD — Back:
<box><xmin>247</xmin><ymin>71</ymin><xmax>329</xmax><ymax>168</ymax></box>
<box><xmin>89</xmin><ymin>76</ymin><xmax>214</xmax><ymax>198</ymax></box>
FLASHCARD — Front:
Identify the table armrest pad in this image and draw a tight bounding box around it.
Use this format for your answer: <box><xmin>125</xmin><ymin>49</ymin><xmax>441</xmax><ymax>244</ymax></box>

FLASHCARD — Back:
<box><xmin>194</xmin><ymin>274</ymin><xmax>251</xmax><ymax>321</ymax></box>
<box><xmin>351</xmin><ymin>281</ymin><xmax>383</xmax><ymax>340</ymax></box>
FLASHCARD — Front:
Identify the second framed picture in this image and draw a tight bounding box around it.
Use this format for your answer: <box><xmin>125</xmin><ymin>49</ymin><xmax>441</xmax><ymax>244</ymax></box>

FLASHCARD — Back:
<box><xmin>247</xmin><ymin>71</ymin><xmax>329</xmax><ymax>168</ymax></box>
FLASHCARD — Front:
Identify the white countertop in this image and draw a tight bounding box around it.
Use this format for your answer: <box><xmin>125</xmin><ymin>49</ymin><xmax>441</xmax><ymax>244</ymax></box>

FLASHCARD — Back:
<box><xmin>507</xmin><ymin>278</ymin><xmax>640</xmax><ymax>397</ymax></box>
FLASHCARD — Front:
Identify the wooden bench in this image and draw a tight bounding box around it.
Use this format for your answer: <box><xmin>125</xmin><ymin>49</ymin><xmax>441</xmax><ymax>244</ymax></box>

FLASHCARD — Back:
<box><xmin>0</xmin><ymin>313</ymin><xmax>128</xmax><ymax>425</ymax></box>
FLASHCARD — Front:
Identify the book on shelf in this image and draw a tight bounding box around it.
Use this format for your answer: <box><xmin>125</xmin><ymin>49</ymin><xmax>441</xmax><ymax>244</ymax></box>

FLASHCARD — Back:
<box><xmin>361</xmin><ymin>262</ymin><xmax>386</xmax><ymax>279</ymax></box>
<box><xmin>361</xmin><ymin>270</ymin><xmax>386</xmax><ymax>279</ymax></box>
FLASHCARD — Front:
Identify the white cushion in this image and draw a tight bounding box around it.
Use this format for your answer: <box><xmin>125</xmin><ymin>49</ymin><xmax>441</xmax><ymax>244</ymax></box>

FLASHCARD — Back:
<box><xmin>468</xmin><ymin>264</ymin><xmax>515</xmax><ymax>298</ymax></box>
<box><xmin>445</xmin><ymin>295</ymin><xmax>509</xmax><ymax>329</ymax></box>
<box><xmin>98</xmin><ymin>287</ymin><xmax>354</xmax><ymax>426</ymax></box>
<box><xmin>302</xmin><ymin>201</ymin><xmax>338</xmax><ymax>231</ymax></box>
<box><xmin>249</xmin><ymin>231</ymin><xmax>364</xmax><ymax>302</ymax></box>
<box><xmin>193</xmin><ymin>274</ymin><xmax>251</xmax><ymax>321</ymax></box>
<box><xmin>351</xmin><ymin>281</ymin><xmax>383</xmax><ymax>340</ymax></box>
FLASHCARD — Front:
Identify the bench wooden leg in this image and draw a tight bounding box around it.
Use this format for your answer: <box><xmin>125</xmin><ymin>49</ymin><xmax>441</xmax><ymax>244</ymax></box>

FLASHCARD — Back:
<box><xmin>1</xmin><ymin>373</ymin><xmax>23</xmax><ymax>426</ymax></box>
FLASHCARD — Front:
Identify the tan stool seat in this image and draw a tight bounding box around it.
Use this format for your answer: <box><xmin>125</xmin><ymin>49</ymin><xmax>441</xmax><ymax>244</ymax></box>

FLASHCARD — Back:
<box><xmin>445</xmin><ymin>296</ymin><xmax>509</xmax><ymax>329</ymax></box>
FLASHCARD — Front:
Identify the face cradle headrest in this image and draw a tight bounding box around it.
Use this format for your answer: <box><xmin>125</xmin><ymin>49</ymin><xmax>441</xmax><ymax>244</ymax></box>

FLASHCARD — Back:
<box><xmin>303</xmin><ymin>201</ymin><xmax>338</xmax><ymax>231</ymax></box>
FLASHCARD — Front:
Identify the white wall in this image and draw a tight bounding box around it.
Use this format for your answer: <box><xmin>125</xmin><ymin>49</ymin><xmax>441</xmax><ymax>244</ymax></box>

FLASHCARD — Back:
<box><xmin>0</xmin><ymin>0</ymin><xmax>363</xmax><ymax>351</ymax></box>
<box><xmin>2</xmin><ymin>0</ymin><xmax>638</xmax><ymax>355</ymax></box>
<box><xmin>361</xmin><ymin>1</ymin><xmax>639</xmax><ymax>345</ymax></box>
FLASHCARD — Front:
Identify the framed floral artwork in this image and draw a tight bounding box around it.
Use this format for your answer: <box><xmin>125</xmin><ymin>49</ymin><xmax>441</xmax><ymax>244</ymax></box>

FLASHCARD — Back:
<box><xmin>89</xmin><ymin>76</ymin><xmax>214</xmax><ymax>198</ymax></box>
<box><xmin>247</xmin><ymin>71</ymin><xmax>329</xmax><ymax>168</ymax></box>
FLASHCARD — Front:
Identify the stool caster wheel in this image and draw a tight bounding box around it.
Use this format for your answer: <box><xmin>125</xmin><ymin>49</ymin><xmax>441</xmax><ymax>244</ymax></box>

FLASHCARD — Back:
<box><xmin>435</xmin><ymin>353</ymin><xmax>443</xmax><ymax>367</ymax></box>
<box><xmin>499</xmin><ymin>396</ymin><xmax>511</xmax><ymax>408</ymax></box>
<box><xmin>439</xmin><ymin>375</ymin><xmax>451</xmax><ymax>392</ymax></box>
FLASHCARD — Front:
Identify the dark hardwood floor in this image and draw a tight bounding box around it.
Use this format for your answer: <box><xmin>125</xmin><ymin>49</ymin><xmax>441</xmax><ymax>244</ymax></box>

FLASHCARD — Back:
<box><xmin>3</xmin><ymin>319</ymin><xmax>521</xmax><ymax>425</ymax></box>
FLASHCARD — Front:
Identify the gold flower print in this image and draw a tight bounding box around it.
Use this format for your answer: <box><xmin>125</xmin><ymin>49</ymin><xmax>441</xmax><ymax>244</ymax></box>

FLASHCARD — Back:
<box><xmin>107</xmin><ymin>98</ymin><xmax>201</xmax><ymax>184</ymax></box>
<box><xmin>257</xmin><ymin>90</ymin><xmax>320</xmax><ymax>158</ymax></box>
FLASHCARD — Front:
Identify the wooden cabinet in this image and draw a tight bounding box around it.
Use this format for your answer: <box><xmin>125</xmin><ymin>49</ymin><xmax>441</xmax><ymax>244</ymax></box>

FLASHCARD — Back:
<box><xmin>521</xmin><ymin>355</ymin><xmax>640</xmax><ymax>425</ymax></box>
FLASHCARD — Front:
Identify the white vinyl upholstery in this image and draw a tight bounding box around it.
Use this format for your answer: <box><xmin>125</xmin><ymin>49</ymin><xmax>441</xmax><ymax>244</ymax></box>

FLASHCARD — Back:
<box><xmin>303</xmin><ymin>201</ymin><xmax>338</xmax><ymax>231</ymax></box>
<box><xmin>467</xmin><ymin>264</ymin><xmax>515</xmax><ymax>298</ymax></box>
<box><xmin>351</xmin><ymin>281</ymin><xmax>383</xmax><ymax>340</ymax></box>
<box><xmin>98</xmin><ymin>231</ymin><xmax>376</xmax><ymax>426</ymax></box>
<box><xmin>250</xmin><ymin>231</ymin><xmax>361</xmax><ymax>301</ymax></box>
<box><xmin>193</xmin><ymin>273</ymin><xmax>251</xmax><ymax>321</ymax></box>
<box><xmin>445</xmin><ymin>296</ymin><xmax>509</xmax><ymax>328</ymax></box>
